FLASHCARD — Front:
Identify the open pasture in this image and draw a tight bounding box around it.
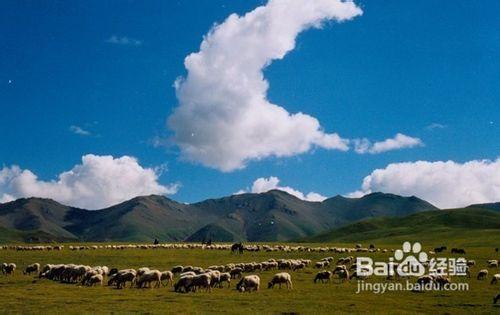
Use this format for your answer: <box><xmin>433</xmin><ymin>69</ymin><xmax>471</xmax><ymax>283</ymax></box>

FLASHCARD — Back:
<box><xmin>0</xmin><ymin>243</ymin><xmax>499</xmax><ymax>314</ymax></box>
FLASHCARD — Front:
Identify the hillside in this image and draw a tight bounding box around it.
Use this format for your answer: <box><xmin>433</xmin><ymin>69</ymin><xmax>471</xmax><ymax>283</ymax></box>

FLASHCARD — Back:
<box><xmin>302</xmin><ymin>207</ymin><xmax>500</xmax><ymax>246</ymax></box>
<box><xmin>0</xmin><ymin>191</ymin><xmax>437</xmax><ymax>243</ymax></box>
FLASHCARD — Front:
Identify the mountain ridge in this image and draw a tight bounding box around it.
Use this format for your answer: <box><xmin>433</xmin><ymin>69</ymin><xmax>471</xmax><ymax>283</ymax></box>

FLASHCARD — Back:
<box><xmin>0</xmin><ymin>191</ymin><xmax>444</xmax><ymax>243</ymax></box>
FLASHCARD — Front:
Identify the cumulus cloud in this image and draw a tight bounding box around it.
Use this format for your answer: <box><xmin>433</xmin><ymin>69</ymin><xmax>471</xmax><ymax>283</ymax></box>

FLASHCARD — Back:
<box><xmin>168</xmin><ymin>0</ymin><xmax>362</xmax><ymax>172</ymax></box>
<box><xmin>69</xmin><ymin>125</ymin><xmax>91</xmax><ymax>136</ymax></box>
<box><xmin>349</xmin><ymin>159</ymin><xmax>500</xmax><ymax>208</ymax></box>
<box><xmin>105</xmin><ymin>35</ymin><xmax>142</xmax><ymax>46</ymax></box>
<box><xmin>0</xmin><ymin>154</ymin><xmax>179</xmax><ymax>209</ymax></box>
<box><xmin>354</xmin><ymin>133</ymin><xmax>423</xmax><ymax>154</ymax></box>
<box><xmin>237</xmin><ymin>176</ymin><xmax>327</xmax><ymax>202</ymax></box>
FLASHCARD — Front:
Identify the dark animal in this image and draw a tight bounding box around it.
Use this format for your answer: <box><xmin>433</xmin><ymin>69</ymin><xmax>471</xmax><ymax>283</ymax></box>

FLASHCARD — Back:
<box><xmin>369</xmin><ymin>244</ymin><xmax>375</xmax><ymax>249</ymax></box>
<box><xmin>108</xmin><ymin>268</ymin><xmax>119</xmax><ymax>276</ymax></box>
<box><xmin>434</xmin><ymin>246</ymin><xmax>447</xmax><ymax>253</ymax></box>
<box><xmin>231</xmin><ymin>243</ymin><xmax>244</xmax><ymax>254</ymax></box>
<box><xmin>154</xmin><ymin>238</ymin><xmax>159</xmax><ymax>245</ymax></box>
<box><xmin>451</xmin><ymin>248</ymin><xmax>466</xmax><ymax>254</ymax></box>
<box><xmin>494</xmin><ymin>294</ymin><xmax>499</xmax><ymax>304</ymax></box>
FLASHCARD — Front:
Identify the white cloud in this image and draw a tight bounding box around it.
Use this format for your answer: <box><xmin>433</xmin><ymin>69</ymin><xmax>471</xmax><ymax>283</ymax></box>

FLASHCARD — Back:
<box><xmin>349</xmin><ymin>159</ymin><xmax>500</xmax><ymax>208</ymax></box>
<box><xmin>168</xmin><ymin>0</ymin><xmax>362</xmax><ymax>172</ymax></box>
<box><xmin>0</xmin><ymin>154</ymin><xmax>179</xmax><ymax>209</ymax></box>
<box><xmin>238</xmin><ymin>176</ymin><xmax>327</xmax><ymax>202</ymax></box>
<box><xmin>425</xmin><ymin>123</ymin><xmax>446</xmax><ymax>131</ymax></box>
<box><xmin>105</xmin><ymin>35</ymin><xmax>142</xmax><ymax>46</ymax></box>
<box><xmin>354</xmin><ymin>133</ymin><xmax>423</xmax><ymax>154</ymax></box>
<box><xmin>69</xmin><ymin>125</ymin><xmax>91</xmax><ymax>136</ymax></box>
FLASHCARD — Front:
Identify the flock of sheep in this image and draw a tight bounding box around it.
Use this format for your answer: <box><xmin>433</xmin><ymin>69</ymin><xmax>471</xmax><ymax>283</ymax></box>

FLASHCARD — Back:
<box><xmin>1</xmin><ymin>243</ymin><xmax>499</xmax><ymax>307</ymax></box>
<box><xmin>1</xmin><ymin>243</ymin><xmax>384</xmax><ymax>253</ymax></box>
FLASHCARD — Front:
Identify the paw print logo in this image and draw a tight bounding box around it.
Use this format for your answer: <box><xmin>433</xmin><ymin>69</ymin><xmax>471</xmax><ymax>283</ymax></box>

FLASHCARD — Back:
<box><xmin>394</xmin><ymin>241</ymin><xmax>427</xmax><ymax>277</ymax></box>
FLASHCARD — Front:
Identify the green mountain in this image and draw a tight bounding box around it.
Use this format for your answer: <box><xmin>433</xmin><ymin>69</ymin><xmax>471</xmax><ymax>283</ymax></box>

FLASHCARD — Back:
<box><xmin>302</xmin><ymin>207</ymin><xmax>500</xmax><ymax>246</ymax></box>
<box><xmin>0</xmin><ymin>191</ymin><xmax>438</xmax><ymax>243</ymax></box>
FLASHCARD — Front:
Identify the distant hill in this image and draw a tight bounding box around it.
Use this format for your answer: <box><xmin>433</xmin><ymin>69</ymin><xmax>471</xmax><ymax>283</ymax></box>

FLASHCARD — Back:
<box><xmin>467</xmin><ymin>202</ymin><xmax>500</xmax><ymax>212</ymax></box>
<box><xmin>0</xmin><ymin>191</ymin><xmax>438</xmax><ymax>243</ymax></box>
<box><xmin>301</xmin><ymin>207</ymin><xmax>500</xmax><ymax>246</ymax></box>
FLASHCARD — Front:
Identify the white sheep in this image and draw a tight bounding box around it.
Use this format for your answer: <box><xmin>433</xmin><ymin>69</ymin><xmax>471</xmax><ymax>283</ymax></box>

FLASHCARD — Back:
<box><xmin>24</xmin><ymin>263</ymin><xmax>40</xmax><ymax>275</ymax></box>
<box><xmin>268</xmin><ymin>272</ymin><xmax>292</xmax><ymax>289</ymax></box>
<box><xmin>161</xmin><ymin>271</ymin><xmax>174</xmax><ymax>287</ymax></box>
<box><xmin>491</xmin><ymin>274</ymin><xmax>499</xmax><ymax>284</ymax></box>
<box><xmin>236</xmin><ymin>275</ymin><xmax>260</xmax><ymax>292</ymax></box>
<box><xmin>136</xmin><ymin>270</ymin><xmax>161</xmax><ymax>288</ymax></box>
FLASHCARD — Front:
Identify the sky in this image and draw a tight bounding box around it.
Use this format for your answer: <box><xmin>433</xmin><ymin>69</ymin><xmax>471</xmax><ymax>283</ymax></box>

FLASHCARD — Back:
<box><xmin>1</xmin><ymin>0</ymin><xmax>499</xmax><ymax>209</ymax></box>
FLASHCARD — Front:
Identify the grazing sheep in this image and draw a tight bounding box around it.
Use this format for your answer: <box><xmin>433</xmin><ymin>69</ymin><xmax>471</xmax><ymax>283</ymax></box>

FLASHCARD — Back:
<box><xmin>3</xmin><ymin>263</ymin><xmax>16</xmax><ymax>275</ymax></box>
<box><xmin>180</xmin><ymin>271</ymin><xmax>196</xmax><ymax>278</ymax></box>
<box><xmin>268</xmin><ymin>272</ymin><xmax>292</xmax><ymax>289</ymax></box>
<box><xmin>236</xmin><ymin>275</ymin><xmax>260</xmax><ymax>292</ymax></box>
<box><xmin>23</xmin><ymin>263</ymin><xmax>40</xmax><ymax>275</ymax></box>
<box><xmin>136</xmin><ymin>270</ymin><xmax>162</xmax><ymax>288</ymax></box>
<box><xmin>171</xmin><ymin>265</ymin><xmax>184</xmax><ymax>274</ymax></box>
<box><xmin>88</xmin><ymin>274</ymin><xmax>103</xmax><ymax>286</ymax></box>
<box><xmin>314</xmin><ymin>270</ymin><xmax>332</xmax><ymax>283</ymax></box>
<box><xmin>219</xmin><ymin>272</ymin><xmax>231</xmax><ymax>288</ymax></box>
<box><xmin>336</xmin><ymin>269</ymin><xmax>349</xmax><ymax>282</ymax></box>
<box><xmin>488</xmin><ymin>260</ymin><xmax>498</xmax><ymax>268</ymax></box>
<box><xmin>160</xmin><ymin>271</ymin><xmax>174</xmax><ymax>287</ymax></box>
<box><xmin>186</xmin><ymin>273</ymin><xmax>211</xmax><ymax>292</ymax></box>
<box><xmin>174</xmin><ymin>275</ymin><xmax>194</xmax><ymax>293</ymax></box>
<box><xmin>230</xmin><ymin>267</ymin><xmax>243</xmax><ymax>279</ymax></box>
<box><xmin>315</xmin><ymin>261</ymin><xmax>329</xmax><ymax>269</ymax></box>
<box><xmin>108</xmin><ymin>268</ymin><xmax>118</xmax><ymax>276</ymax></box>
<box><xmin>108</xmin><ymin>269</ymin><xmax>136</xmax><ymax>289</ymax></box>
<box><xmin>477</xmin><ymin>269</ymin><xmax>489</xmax><ymax>280</ymax></box>
<box><xmin>434</xmin><ymin>275</ymin><xmax>450</xmax><ymax>289</ymax></box>
<box><xmin>490</xmin><ymin>274</ymin><xmax>499</xmax><ymax>284</ymax></box>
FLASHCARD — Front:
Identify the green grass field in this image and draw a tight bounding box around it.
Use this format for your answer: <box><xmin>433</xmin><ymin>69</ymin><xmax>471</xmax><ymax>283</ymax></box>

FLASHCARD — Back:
<box><xmin>0</xmin><ymin>243</ymin><xmax>499</xmax><ymax>314</ymax></box>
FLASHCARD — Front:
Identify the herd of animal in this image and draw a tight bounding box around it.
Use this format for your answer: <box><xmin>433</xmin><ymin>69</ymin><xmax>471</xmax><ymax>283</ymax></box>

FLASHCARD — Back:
<box><xmin>1</xmin><ymin>244</ymin><xmax>499</xmax><ymax>305</ymax></box>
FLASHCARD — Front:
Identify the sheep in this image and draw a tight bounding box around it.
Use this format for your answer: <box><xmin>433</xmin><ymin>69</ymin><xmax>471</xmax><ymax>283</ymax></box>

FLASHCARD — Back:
<box><xmin>186</xmin><ymin>273</ymin><xmax>211</xmax><ymax>292</ymax></box>
<box><xmin>336</xmin><ymin>269</ymin><xmax>350</xmax><ymax>282</ymax></box>
<box><xmin>495</xmin><ymin>294</ymin><xmax>500</xmax><ymax>304</ymax></box>
<box><xmin>108</xmin><ymin>269</ymin><xmax>136</xmax><ymax>289</ymax></box>
<box><xmin>88</xmin><ymin>274</ymin><xmax>103</xmax><ymax>286</ymax></box>
<box><xmin>236</xmin><ymin>275</ymin><xmax>260</xmax><ymax>292</ymax></box>
<box><xmin>108</xmin><ymin>268</ymin><xmax>119</xmax><ymax>276</ymax></box>
<box><xmin>136</xmin><ymin>270</ymin><xmax>161</xmax><ymax>288</ymax></box>
<box><xmin>416</xmin><ymin>275</ymin><xmax>433</xmax><ymax>286</ymax></box>
<box><xmin>315</xmin><ymin>261</ymin><xmax>329</xmax><ymax>269</ymax></box>
<box><xmin>23</xmin><ymin>263</ymin><xmax>40</xmax><ymax>275</ymax></box>
<box><xmin>3</xmin><ymin>263</ymin><xmax>16</xmax><ymax>275</ymax></box>
<box><xmin>490</xmin><ymin>274</ymin><xmax>499</xmax><ymax>284</ymax></box>
<box><xmin>137</xmin><ymin>267</ymin><xmax>151</xmax><ymax>277</ymax></box>
<box><xmin>477</xmin><ymin>269</ymin><xmax>488</xmax><ymax>280</ymax></box>
<box><xmin>434</xmin><ymin>275</ymin><xmax>450</xmax><ymax>289</ymax></box>
<box><xmin>219</xmin><ymin>272</ymin><xmax>231</xmax><ymax>288</ymax></box>
<box><xmin>171</xmin><ymin>266</ymin><xmax>184</xmax><ymax>274</ymax></box>
<box><xmin>160</xmin><ymin>271</ymin><xmax>174</xmax><ymax>287</ymax></box>
<box><xmin>314</xmin><ymin>270</ymin><xmax>332</xmax><ymax>283</ymax></box>
<box><xmin>174</xmin><ymin>275</ymin><xmax>194</xmax><ymax>293</ymax></box>
<box><xmin>180</xmin><ymin>271</ymin><xmax>196</xmax><ymax>278</ymax></box>
<box><xmin>268</xmin><ymin>272</ymin><xmax>292</xmax><ymax>289</ymax></box>
<box><xmin>488</xmin><ymin>260</ymin><xmax>498</xmax><ymax>268</ymax></box>
<box><xmin>230</xmin><ymin>267</ymin><xmax>243</xmax><ymax>279</ymax></box>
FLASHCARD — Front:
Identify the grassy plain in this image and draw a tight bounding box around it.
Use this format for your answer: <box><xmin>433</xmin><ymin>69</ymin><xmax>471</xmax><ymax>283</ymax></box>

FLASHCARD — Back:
<box><xmin>0</xmin><ymin>242</ymin><xmax>499</xmax><ymax>314</ymax></box>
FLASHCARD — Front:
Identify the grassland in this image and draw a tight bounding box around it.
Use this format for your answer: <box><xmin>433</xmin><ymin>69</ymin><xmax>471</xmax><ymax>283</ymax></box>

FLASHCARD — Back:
<box><xmin>0</xmin><ymin>242</ymin><xmax>499</xmax><ymax>314</ymax></box>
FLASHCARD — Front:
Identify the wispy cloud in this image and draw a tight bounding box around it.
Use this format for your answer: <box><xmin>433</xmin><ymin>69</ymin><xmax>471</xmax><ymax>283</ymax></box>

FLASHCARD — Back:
<box><xmin>236</xmin><ymin>176</ymin><xmax>327</xmax><ymax>202</ymax></box>
<box><xmin>354</xmin><ymin>133</ymin><xmax>423</xmax><ymax>154</ymax></box>
<box><xmin>105</xmin><ymin>35</ymin><xmax>142</xmax><ymax>46</ymax></box>
<box><xmin>425</xmin><ymin>123</ymin><xmax>446</xmax><ymax>131</ymax></box>
<box><xmin>69</xmin><ymin>125</ymin><xmax>91</xmax><ymax>136</ymax></box>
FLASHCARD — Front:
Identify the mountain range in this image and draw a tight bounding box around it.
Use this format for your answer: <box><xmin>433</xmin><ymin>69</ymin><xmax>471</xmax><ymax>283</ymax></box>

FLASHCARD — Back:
<box><xmin>0</xmin><ymin>190</ymin><xmax>438</xmax><ymax>243</ymax></box>
<box><xmin>0</xmin><ymin>191</ymin><xmax>497</xmax><ymax>243</ymax></box>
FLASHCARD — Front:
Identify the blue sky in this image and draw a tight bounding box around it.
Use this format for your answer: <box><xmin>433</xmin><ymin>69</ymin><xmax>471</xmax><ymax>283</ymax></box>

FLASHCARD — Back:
<box><xmin>1</xmin><ymin>0</ymin><xmax>499</xmax><ymax>208</ymax></box>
